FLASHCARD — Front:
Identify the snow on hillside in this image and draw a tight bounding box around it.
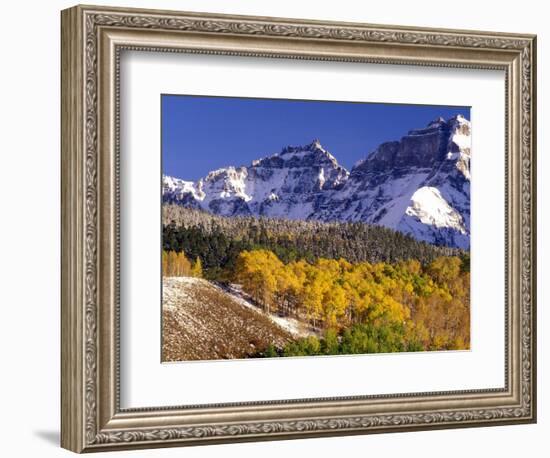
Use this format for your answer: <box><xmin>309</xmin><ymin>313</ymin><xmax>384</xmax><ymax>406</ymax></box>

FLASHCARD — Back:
<box><xmin>162</xmin><ymin>277</ymin><xmax>315</xmax><ymax>362</ymax></box>
<box><xmin>222</xmin><ymin>283</ymin><xmax>319</xmax><ymax>339</ymax></box>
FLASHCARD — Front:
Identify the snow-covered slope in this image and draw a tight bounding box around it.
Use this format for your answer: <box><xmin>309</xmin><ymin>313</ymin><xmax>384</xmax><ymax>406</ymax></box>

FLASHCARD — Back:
<box><xmin>163</xmin><ymin>116</ymin><xmax>471</xmax><ymax>249</ymax></box>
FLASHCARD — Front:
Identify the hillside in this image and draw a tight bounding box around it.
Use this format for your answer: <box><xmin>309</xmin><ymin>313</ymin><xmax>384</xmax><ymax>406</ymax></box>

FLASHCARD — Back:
<box><xmin>163</xmin><ymin>248</ymin><xmax>470</xmax><ymax>361</ymax></box>
<box><xmin>162</xmin><ymin>277</ymin><xmax>304</xmax><ymax>361</ymax></box>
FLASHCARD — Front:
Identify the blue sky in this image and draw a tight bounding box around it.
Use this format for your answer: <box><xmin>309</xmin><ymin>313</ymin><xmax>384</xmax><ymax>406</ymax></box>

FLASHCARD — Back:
<box><xmin>162</xmin><ymin>95</ymin><xmax>470</xmax><ymax>181</ymax></box>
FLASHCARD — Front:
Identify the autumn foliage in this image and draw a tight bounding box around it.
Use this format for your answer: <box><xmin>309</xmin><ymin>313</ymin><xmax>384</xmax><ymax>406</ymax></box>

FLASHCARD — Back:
<box><xmin>161</xmin><ymin>207</ymin><xmax>471</xmax><ymax>355</ymax></box>
<box><xmin>162</xmin><ymin>250</ymin><xmax>202</xmax><ymax>278</ymax></box>
<box><xmin>235</xmin><ymin>249</ymin><xmax>470</xmax><ymax>352</ymax></box>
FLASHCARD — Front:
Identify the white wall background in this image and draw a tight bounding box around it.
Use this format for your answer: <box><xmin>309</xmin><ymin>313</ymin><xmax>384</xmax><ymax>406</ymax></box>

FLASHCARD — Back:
<box><xmin>0</xmin><ymin>1</ymin><xmax>546</xmax><ymax>457</ymax></box>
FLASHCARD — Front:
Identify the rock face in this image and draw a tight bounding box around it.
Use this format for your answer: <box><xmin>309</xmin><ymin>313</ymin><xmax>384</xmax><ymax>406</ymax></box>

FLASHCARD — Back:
<box><xmin>163</xmin><ymin>115</ymin><xmax>471</xmax><ymax>249</ymax></box>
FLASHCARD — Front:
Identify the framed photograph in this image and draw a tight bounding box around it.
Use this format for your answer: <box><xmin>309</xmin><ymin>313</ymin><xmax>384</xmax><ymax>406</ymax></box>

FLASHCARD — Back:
<box><xmin>61</xmin><ymin>4</ymin><xmax>537</xmax><ymax>453</ymax></box>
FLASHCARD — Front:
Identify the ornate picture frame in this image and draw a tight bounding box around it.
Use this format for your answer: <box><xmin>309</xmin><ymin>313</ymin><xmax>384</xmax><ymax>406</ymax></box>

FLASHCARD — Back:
<box><xmin>61</xmin><ymin>4</ymin><xmax>536</xmax><ymax>453</ymax></box>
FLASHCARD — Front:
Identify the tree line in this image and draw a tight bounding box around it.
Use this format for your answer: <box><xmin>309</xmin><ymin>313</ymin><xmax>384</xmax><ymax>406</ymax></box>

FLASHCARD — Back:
<box><xmin>162</xmin><ymin>205</ymin><xmax>467</xmax><ymax>279</ymax></box>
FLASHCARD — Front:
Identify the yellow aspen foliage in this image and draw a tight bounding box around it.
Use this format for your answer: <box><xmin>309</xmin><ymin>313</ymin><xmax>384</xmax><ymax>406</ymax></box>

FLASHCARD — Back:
<box><xmin>300</xmin><ymin>268</ymin><xmax>328</xmax><ymax>327</ymax></box>
<box><xmin>234</xmin><ymin>250</ymin><xmax>284</xmax><ymax>314</ymax></box>
<box><xmin>191</xmin><ymin>257</ymin><xmax>203</xmax><ymax>278</ymax></box>
<box><xmin>427</xmin><ymin>256</ymin><xmax>462</xmax><ymax>285</ymax></box>
<box><xmin>167</xmin><ymin>250</ymin><xmax>178</xmax><ymax>276</ymax></box>
<box><xmin>321</xmin><ymin>283</ymin><xmax>348</xmax><ymax>328</ymax></box>
<box><xmin>163</xmin><ymin>250</ymin><xmax>192</xmax><ymax>277</ymax></box>
<box><xmin>232</xmin><ymin>249</ymin><xmax>469</xmax><ymax>351</ymax></box>
<box><xmin>162</xmin><ymin>251</ymin><xmax>168</xmax><ymax>277</ymax></box>
<box><xmin>176</xmin><ymin>251</ymin><xmax>192</xmax><ymax>276</ymax></box>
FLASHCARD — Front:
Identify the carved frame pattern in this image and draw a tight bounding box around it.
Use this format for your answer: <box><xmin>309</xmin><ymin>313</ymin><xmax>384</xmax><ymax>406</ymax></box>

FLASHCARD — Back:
<box><xmin>61</xmin><ymin>4</ymin><xmax>536</xmax><ymax>453</ymax></box>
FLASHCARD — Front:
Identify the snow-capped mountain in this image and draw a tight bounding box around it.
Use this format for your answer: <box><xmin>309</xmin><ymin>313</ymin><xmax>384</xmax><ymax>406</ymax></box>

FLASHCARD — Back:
<box><xmin>162</xmin><ymin>139</ymin><xmax>349</xmax><ymax>220</ymax></box>
<box><xmin>163</xmin><ymin>115</ymin><xmax>471</xmax><ymax>249</ymax></box>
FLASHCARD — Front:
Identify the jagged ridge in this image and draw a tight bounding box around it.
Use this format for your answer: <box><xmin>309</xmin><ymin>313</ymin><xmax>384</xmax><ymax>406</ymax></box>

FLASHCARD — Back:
<box><xmin>163</xmin><ymin>115</ymin><xmax>471</xmax><ymax>249</ymax></box>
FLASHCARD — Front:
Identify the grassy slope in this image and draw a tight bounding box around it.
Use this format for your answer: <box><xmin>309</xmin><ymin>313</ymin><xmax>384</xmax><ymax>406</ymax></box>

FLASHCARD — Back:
<box><xmin>162</xmin><ymin>277</ymin><xmax>294</xmax><ymax>361</ymax></box>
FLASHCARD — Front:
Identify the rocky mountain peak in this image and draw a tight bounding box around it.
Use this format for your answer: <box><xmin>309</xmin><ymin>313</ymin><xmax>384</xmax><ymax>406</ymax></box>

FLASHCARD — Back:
<box><xmin>280</xmin><ymin>139</ymin><xmax>322</xmax><ymax>154</ymax></box>
<box><xmin>275</xmin><ymin>139</ymin><xmax>341</xmax><ymax>168</ymax></box>
<box><xmin>357</xmin><ymin>115</ymin><xmax>470</xmax><ymax>174</ymax></box>
<box><xmin>249</xmin><ymin>140</ymin><xmax>349</xmax><ymax>194</ymax></box>
<box><xmin>427</xmin><ymin>116</ymin><xmax>447</xmax><ymax>127</ymax></box>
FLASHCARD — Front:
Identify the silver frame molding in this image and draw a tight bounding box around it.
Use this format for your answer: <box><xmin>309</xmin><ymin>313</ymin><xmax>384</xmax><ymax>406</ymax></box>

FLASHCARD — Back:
<box><xmin>61</xmin><ymin>4</ymin><xmax>537</xmax><ymax>453</ymax></box>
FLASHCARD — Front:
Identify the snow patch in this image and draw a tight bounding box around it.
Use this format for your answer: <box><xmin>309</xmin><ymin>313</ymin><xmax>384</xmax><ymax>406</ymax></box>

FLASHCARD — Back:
<box><xmin>405</xmin><ymin>186</ymin><xmax>466</xmax><ymax>233</ymax></box>
<box><xmin>223</xmin><ymin>283</ymin><xmax>317</xmax><ymax>338</ymax></box>
<box><xmin>318</xmin><ymin>168</ymin><xmax>326</xmax><ymax>188</ymax></box>
<box><xmin>367</xmin><ymin>172</ymin><xmax>430</xmax><ymax>228</ymax></box>
<box><xmin>451</xmin><ymin>131</ymin><xmax>471</xmax><ymax>150</ymax></box>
